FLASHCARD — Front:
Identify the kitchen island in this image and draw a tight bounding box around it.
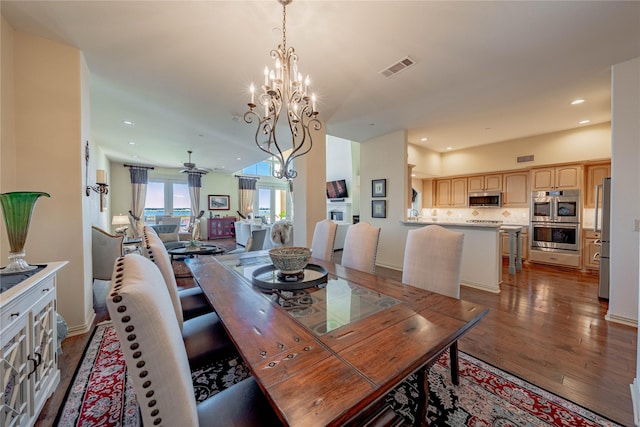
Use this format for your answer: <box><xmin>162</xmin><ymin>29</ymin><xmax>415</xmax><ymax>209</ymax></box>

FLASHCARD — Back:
<box><xmin>402</xmin><ymin>221</ymin><xmax>502</xmax><ymax>293</ymax></box>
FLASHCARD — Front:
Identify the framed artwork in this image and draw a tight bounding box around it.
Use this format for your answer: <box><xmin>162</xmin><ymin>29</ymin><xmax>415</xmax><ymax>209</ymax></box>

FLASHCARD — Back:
<box><xmin>371</xmin><ymin>200</ymin><xmax>386</xmax><ymax>218</ymax></box>
<box><xmin>372</xmin><ymin>179</ymin><xmax>387</xmax><ymax>197</ymax></box>
<box><xmin>208</xmin><ymin>195</ymin><xmax>230</xmax><ymax>210</ymax></box>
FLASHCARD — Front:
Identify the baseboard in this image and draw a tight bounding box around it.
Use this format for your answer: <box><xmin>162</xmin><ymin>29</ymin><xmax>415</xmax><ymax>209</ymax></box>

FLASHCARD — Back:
<box><xmin>461</xmin><ymin>281</ymin><xmax>501</xmax><ymax>294</ymax></box>
<box><xmin>605</xmin><ymin>311</ymin><xmax>638</xmax><ymax>327</ymax></box>
<box><xmin>67</xmin><ymin>310</ymin><xmax>96</xmax><ymax>337</ymax></box>
<box><xmin>630</xmin><ymin>379</ymin><xmax>640</xmax><ymax>426</ymax></box>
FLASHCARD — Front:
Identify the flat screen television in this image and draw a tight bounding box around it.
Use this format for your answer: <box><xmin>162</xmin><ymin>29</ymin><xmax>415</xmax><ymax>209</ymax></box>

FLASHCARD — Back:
<box><xmin>326</xmin><ymin>179</ymin><xmax>348</xmax><ymax>199</ymax></box>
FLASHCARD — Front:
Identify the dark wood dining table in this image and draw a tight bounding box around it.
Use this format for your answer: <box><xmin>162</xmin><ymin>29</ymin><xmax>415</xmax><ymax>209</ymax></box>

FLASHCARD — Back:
<box><xmin>187</xmin><ymin>251</ymin><xmax>488</xmax><ymax>427</ymax></box>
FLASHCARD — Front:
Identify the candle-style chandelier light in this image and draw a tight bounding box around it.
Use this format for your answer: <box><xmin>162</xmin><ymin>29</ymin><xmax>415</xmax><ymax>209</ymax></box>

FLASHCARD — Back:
<box><xmin>244</xmin><ymin>0</ymin><xmax>321</xmax><ymax>182</ymax></box>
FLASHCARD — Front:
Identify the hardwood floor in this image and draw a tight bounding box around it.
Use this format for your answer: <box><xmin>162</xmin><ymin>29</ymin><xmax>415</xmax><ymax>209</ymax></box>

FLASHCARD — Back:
<box><xmin>36</xmin><ymin>244</ymin><xmax>636</xmax><ymax>426</ymax></box>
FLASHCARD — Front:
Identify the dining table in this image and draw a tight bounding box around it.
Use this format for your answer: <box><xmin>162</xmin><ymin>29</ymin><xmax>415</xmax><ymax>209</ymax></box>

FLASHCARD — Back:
<box><xmin>187</xmin><ymin>251</ymin><xmax>488</xmax><ymax>427</ymax></box>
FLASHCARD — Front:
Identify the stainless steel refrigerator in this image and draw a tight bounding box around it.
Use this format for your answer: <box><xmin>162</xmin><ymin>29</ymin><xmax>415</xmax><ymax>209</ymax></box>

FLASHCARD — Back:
<box><xmin>595</xmin><ymin>177</ymin><xmax>611</xmax><ymax>299</ymax></box>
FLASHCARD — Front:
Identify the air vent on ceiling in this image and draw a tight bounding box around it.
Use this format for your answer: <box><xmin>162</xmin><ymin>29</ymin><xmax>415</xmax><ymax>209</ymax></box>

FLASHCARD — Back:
<box><xmin>379</xmin><ymin>56</ymin><xmax>415</xmax><ymax>78</ymax></box>
<box><xmin>517</xmin><ymin>155</ymin><xmax>535</xmax><ymax>163</ymax></box>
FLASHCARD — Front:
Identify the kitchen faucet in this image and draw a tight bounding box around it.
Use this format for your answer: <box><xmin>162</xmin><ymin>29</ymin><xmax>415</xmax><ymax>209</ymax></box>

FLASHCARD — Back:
<box><xmin>409</xmin><ymin>208</ymin><xmax>420</xmax><ymax>219</ymax></box>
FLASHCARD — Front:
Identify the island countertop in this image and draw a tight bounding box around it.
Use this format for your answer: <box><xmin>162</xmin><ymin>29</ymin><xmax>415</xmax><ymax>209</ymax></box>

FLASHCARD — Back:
<box><xmin>401</xmin><ymin>220</ymin><xmax>502</xmax><ymax>228</ymax></box>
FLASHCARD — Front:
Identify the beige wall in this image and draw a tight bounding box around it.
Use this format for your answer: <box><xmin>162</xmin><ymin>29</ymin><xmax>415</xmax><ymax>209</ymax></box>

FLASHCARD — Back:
<box><xmin>1</xmin><ymin>23</ymin><xmax>95</xmax><ymax>333</ymax></box>
<box><xmin>360</xmin><ymin>130</ymin><xmax>409</xmax><ymax>270</ymax></box>
<box><xmin>408</xmin><ymin>143</ymin><xmax>441</xmax><ymax>177</ymax></box>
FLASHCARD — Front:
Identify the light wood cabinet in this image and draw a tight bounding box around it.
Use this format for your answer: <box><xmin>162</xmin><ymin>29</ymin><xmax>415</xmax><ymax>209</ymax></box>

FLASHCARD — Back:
<box><xmin>1</xmin><ymin>262</ymin><xmax>66</xmax><ymax>427</ymax></box>
<box><xmin>582</xmin><ymin>229</ymin><xmax>601</xmax><ymax>269</ymax></box>
<box><xmin>502</xmin><ymin>171</ymin><xmax>529</xmax><ymax>207</ymax></box>
<box><xmin>435</xmin><ymin>178</ymin><xmax>467</xmax><ymax>207</ymax></box>
<box><xmin>584</xmin><ymin>162</ymin><xmax>611</xmax><ymax>208</ymax></box>
<box><xmin>468</xmin><ymin>174</ymin><xmax>502</xmax><ymax>192</ymax></box>
<box><xmin>531</xmin><ymin>165</ymin><xmax>582</xmax><ymax>191</ymax></box>
<box><xmin>501</xmin><ymin>228</ymin><xmax>529</xmax><ymax>260</ymax></box>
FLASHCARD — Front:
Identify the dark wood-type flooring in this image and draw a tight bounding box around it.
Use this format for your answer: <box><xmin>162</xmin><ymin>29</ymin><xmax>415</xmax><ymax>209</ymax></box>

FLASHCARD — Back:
<box><xmin>36</xmin><ymin>240</ymin><xmax>636</xmax><ymax>426</ymax></box>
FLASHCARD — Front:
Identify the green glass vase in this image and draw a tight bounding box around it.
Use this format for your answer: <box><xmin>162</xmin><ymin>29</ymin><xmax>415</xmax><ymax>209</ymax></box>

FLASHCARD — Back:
<box><xmin>0</xmin><ymin>191</ymin><xmax>50</xmax><ymax>274</ymax></box>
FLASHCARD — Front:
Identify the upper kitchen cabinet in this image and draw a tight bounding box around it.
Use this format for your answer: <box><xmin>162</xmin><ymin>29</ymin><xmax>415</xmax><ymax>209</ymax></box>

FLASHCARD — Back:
<box><xmin>468</xmin><ymin>174</ymin><xmax>502</xmax><ymax>193</ymax></box>
<box><xmin>502</xmin><ymin>171</ymin><xmax>529</xmax><ymax>207</ymax></box>
<box><xmin>530</xmin><ymin>164</ymin><xmax>582</xmax><ymax>191</ymax></box>
<box><xmin>584</xmin><ymin>162</ymin><xmax>611</xmax><ymax>208</ymax></box>
<box><xmin>435</xmin><ymin>177</ymin><xmax>467</xmax><ymax>207</ymax></box>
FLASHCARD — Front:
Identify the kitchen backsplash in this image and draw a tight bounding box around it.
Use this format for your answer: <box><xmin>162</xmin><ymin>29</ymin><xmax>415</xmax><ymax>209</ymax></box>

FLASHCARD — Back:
<box><xmin>420</xmin><ymin>208</ymin><xmax>530</xmax><ymax>225</ymax></box>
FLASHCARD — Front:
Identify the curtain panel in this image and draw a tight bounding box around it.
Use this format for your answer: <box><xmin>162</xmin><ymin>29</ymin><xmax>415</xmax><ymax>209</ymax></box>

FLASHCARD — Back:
<box><xmin>187</xmin><ymin>172</ymin><xmax>204</xmax><ymax>240</ymax></box>
<box><xmin>238</xmin><ymin>177</ymin><xmax>257</xmax><ymax>218</ymax></box>
<box><xmin>127</xmin><ymin>167</ymin><xmax>149</xmax><ymax>238</ymax></box>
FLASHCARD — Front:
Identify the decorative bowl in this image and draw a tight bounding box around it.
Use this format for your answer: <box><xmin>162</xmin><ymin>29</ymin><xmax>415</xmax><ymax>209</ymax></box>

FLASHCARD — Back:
<box><xmin>269</xmin><ymin>247</ymin><xmax>311</xmax><ymax>274</ymax></box>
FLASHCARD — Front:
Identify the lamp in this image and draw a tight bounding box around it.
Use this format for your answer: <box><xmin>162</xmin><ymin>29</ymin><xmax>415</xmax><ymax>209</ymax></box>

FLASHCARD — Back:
<box><xmin>112</xmin><ymin>214</ymin><xmax>129</xmax><ymax>236</ymax></box>
<box><xmin>244</xmin><ymin>0</ymin><xmax>321</xmax><ymax>183</ymax></box>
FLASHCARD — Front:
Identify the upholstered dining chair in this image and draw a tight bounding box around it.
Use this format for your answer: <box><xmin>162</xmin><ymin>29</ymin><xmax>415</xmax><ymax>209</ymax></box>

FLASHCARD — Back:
<box><xmin>341</xmin><ymin>221</ymin><xmax>381</xmax><ymax>274</ymax></box>
<box><xmin>106</xmin><ymin>254</ymin><xmax>283</xmax><ymax>427</ymax></box>
<box><xmin>227</xmin><ymin>228</ymin><xmax>267</xmax><ymax>254</ymax></box>
<box><xmin>142</xmin><ymin>227</ymin><xmax>237</xmax><ymax>369</ymax></box>
<box><xmin>91</xmin><ymin>226</ymin><xmax>124</xmax><ymax>281</ymax></box>
<box><xmin>310</xmin><ymin>219</ymin><xmax>338</xmax><ymax>262</ymax></box>
<box><xmin>402</xmin><ymin>224</ymin><xmax>464</xmax><ymax>385</ymax></box>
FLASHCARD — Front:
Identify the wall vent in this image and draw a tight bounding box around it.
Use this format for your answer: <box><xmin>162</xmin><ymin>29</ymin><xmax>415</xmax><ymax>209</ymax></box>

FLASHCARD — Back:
<box><xmin>379</xmin><ymin>56</ymin><xmax>415</xmax><ymax>78</ymax></box>
<box><xmin>517</xmin><ymin>155</ymin><xmax>534</xmax><ymax>163</ymax></box>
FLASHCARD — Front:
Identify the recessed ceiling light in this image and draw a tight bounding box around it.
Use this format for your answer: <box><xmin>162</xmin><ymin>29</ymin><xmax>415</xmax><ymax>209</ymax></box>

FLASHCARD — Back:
<box><xmin>571</xmin><ymin>99</ymin><xmax>585</xmax><ymax>105</ymax></box>
<box><xmin>236</xmin><ymin>157</ymin><xmax>241</xmax><ymax>161</ymax></box>
<box><xmin>128</xmin><ymin>141</ymin><xmax>135</xmax><ymax>145</ymax></box>
<box><xmin>122</xmin><ymin>120</ymin><xmax>135</xmax><ymax>126</ymax></box>
<box><xmin>579</xmin><ymin>119</ymin><xmax>591</xmax><ymax>125</ymax></box>
<box><xmin>420</xmin><ymin>137</ymin><xmax>428</xmax><ymax>142</ymax></box>
<box><xmin>446</xmin><ymin>147</ymin><xmax>453</xmax><ymax>150</ymax></box>
<box><xmin>411</xmin><ymin>173</ymin><xmax>416</xmax><ymax>177</ymax></box>
<box><xmin>132</xmin><ymin>155</ymin><xmax>138</xmax><ymax>158</ymax></box>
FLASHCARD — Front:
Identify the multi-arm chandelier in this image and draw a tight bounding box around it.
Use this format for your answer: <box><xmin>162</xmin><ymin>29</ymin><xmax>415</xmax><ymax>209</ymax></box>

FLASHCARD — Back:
<box><xmin>244</xmin><ymin>0</ymin><xmax>321</xmax><ymax>182</ymax></box>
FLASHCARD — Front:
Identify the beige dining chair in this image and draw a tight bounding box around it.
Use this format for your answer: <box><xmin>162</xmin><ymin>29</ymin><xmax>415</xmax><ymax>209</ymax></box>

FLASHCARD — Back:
<box><xmin>91</xmin><ymin>226</ymin><xmax>124</xmax><ymax>281</ymax></box>
<box><xmin>402</xmin><ymin>224</ymin><xmax>464</xmax><ymax>384</ymax></box>
<box><xmin>341</xmin><ymin>222</ymin><xmax>381</xmax><ymax>274</ymax></box>
<box><xmin>310</xmin><ymin>219</ymin><xmax>338</xmax><ymax>262</ymax></box>
<box><xmin>141</xmin><ymin>227</ymin><xmax>237</xmax><ymax>369</ymax></box>
<box><xmin>106</xmin><ymin>254</ymin><xmax>282</xmax><ymax>427</ymax></box>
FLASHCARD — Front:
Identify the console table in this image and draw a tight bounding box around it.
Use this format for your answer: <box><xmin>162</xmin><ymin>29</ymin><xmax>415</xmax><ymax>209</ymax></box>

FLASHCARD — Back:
<box><xmin>1</xmin><ymin>261</ymin><xmax>67</xmax><ymax>427</ymax></box>
<box><xmin>207</xmin><ymin>217</ymin><xmax>236</xmax><ymax>239</ymax></box>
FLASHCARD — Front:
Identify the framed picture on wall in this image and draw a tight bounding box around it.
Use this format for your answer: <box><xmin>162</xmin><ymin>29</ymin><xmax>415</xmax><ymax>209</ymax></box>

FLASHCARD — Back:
<box><xmin>208</xmin><ymin>195</ymin><xmax>230</xmax><ymax>210</ymax></box>
<box><xmin>371</xmin><ymin>200</ymin><xmax>386</xmax><ymax>218</ymax></box>
<box><xmin>372</xmin><ymin>179</ymin><xmax>386</xmax><ymax>197</ymax></box>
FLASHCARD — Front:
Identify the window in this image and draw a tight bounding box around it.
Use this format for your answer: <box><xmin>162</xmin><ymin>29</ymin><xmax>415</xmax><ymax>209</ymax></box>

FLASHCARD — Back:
<box><xmin>242</xmin><ymin>157</ymin><xmax>286</xmax><ymax>178</ymax></box>
<box><xmin>253</xmin><ymin>183</ymin><xmax>290</xmax><ymax>224</ymax></box>
<box><xmin>144</xmin><ymin>180</ymin><xmax>191</xmax><ymax>231</ymax></box>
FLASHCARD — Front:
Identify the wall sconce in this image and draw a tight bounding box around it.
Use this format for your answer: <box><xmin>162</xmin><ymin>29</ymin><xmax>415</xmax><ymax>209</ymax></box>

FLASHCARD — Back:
<box><xmin>86</xmin><ymin>169</ymin><xmax>109</xmax><ymax>196</ymax></box>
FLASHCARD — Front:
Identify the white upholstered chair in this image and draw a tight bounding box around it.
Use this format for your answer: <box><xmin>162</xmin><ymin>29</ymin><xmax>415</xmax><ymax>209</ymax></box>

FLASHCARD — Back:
<box><xmin>91</xmin><ymin>226</ymin><xmax>124</xmax><ymax>281</ymax></box>
<box><xmin>341</xmin><ymin>222</ymin><xmax>381</xmax><ymax>274</ymax></box>
<box><xmin>142</xmin><ymin>227</ymin><xmax>236</xmax><ymax>369</ymax></box>
<box><xmin>402</xmin><ymin>224</ymin><xmax>464</xmax><ymax>384</ymax></box>
<box><xmin>106</xmin><ymin>254</ymin><xmax>282</xmax><ymax>427</ymax></box>
<box><xmin>227</xmin><ymin>228</ymin><xmax>267</xmax><ymax>254</ymax></box>
<box><xmin>310</xmin><ymin>220</ymin><xmax>338</xmax><ymax>262</ymax></box>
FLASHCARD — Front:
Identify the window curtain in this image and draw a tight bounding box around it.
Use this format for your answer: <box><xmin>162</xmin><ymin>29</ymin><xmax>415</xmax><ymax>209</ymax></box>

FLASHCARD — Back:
<box><xmin>238</xmin><ymin>177</ymin><xmax>258</xmax><ymax>218</ymax></box>
<box><xmin>187</xmin><ymin>172</ymin><xmax>205</xmax><ymax>240</ymax></box>
<box><xmin>127</xmin><ymin>166</ymin><xmax>149</xmax><ymax>238</ymax></box>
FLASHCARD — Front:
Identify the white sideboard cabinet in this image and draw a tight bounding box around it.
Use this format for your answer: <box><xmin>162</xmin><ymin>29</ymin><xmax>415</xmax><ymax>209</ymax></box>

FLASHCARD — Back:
<box><xmin>1</xmin><ymin>261</ymin><xmax>67</xmax><ymax>427</ymax></box>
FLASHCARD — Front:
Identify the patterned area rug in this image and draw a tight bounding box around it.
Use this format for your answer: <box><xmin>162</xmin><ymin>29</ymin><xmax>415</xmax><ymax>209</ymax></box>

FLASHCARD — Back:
<box><xmin>56</xmin><ymin>324</ymin><xmax>623</xmax><ymax>427</ymax></box>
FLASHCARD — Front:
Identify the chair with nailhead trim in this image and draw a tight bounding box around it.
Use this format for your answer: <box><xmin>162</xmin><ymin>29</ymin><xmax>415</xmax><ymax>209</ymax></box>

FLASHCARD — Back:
<box><xmin>106</xmin><ymin>254</ymin><xmax>283</xmax><ymax>426</ymax></box>
<box><xmin>341</xmin><ymin>222</ymin><xmax>381</xmax><ymax>274</ymax></box>
<box><xmin>142</xmin><ymin>226</ymin><xmax>237</xmax><ymax>369</ymax></box>
<box><xmin>143</xmin><ymin>226</ymin><xmax>212</xmax><ymax>320</ymax></box>
<box><xmin>310</xmin><ymin>219</ymin><xmax>338</xmax><ymax>262</ymax></box>
<box><xmin>402</xmin><ymin>224</ymin><xmax>464</xmax><ymax>386</ymax></box>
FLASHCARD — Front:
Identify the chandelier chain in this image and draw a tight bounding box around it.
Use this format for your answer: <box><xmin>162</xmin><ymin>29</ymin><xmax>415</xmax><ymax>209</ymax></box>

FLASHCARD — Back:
<box><xmin>282</xmin><ymin>2</ymin><xmax>287</xmax><ymax>51</ymax></box>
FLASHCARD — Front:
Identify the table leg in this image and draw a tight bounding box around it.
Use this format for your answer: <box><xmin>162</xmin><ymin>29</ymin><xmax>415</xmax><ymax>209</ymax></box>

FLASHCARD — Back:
<box><xmin>508</xmin><ymin>231</ymin><xmax>516</xmax><ymax>274</ymax></box>
<box><xmin>515</xmin><ymin>231</ymin><xmax>522</xmax><ymax>271</ymax></box>
<box><xmin>416</xmin><ymin>368</ymin><xmax>430</xmax><ymax>427</ymax></box>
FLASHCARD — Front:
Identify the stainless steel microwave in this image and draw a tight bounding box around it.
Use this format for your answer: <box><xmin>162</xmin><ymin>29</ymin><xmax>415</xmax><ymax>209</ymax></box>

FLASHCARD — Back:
<box><xmin>468</xmin><ymin>192</ymin><xmax>502</xmax><ymax>208</ymax></box>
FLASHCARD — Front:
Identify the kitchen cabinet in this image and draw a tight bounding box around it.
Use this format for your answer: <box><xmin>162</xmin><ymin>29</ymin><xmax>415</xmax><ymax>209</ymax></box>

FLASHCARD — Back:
<box><xmin>583</xmin><ymin>229</ymin><xmax>601</xmax><ymax>270</ymax></box>
<box><xmin>502</xmin><ymin>171</ymin><xmax>529</xmax><ymax>207</ymax></box>
<box><xmin>531</xmin><ymin>164</ymin><xmax>582</xmax><ymax>191</ymax></box>
<box><xmin>208</xmin><ymin>217</ymin><xmax>236</xmax><ymax>239</ymax></box>
<box><xmin>584</xmin><ymin>162</ymin><xmax>611</xmax><ymax>208</ymax></box>
<box><xmin>501</xmin><ymin>228</ymin><xmax>529</xmax><ymax>260</ymax></box>
<box><xmin>435</xmin><ymin>177</ymin><xmax>467</xmax><ymax>207</ymax></box>
<box><xmin>1</xmin><ymin>262</ymin><xmax>66</xmax><ymax>427</ymax></box>
<box><xmin>468</xmin><ymin>174</ymin><xmax>502</xmax><ymax>193</ymax></box>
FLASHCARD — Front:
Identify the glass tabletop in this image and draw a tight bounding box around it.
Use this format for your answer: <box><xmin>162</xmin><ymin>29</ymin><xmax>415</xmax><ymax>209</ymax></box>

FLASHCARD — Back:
<box><xmin>221</xmin><ymin>256</ymin><xmax>401</xmax><ymax>336</ymax></box>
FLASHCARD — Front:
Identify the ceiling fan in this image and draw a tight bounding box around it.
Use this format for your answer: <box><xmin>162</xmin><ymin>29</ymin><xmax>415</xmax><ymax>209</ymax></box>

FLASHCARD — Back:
<box><xmin>179</xmin><ymin>150</ymin><xmax>210</xmax><ymax>174</ymax></box>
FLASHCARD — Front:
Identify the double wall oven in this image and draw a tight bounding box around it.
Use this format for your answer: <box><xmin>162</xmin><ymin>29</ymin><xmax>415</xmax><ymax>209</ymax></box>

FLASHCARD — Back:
<box><xmin>530</xmin><ymin>189</ymin><xmax>580</xmax><ymax>252</ymax></box>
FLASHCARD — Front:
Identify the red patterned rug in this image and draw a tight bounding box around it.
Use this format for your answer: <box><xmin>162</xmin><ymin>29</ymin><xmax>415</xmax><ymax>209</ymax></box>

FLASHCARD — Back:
<box><xmin>56</xmin><ymin>322</ymin><xmax>623</xmax><ymax>427</ymax></box>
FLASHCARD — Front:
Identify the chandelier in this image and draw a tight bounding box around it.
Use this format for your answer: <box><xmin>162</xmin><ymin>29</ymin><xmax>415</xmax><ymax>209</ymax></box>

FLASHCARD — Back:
<box><xmin>244</xmin><ymin>0</ymin><xmax>321</xmax><ymax>182</ymax></box>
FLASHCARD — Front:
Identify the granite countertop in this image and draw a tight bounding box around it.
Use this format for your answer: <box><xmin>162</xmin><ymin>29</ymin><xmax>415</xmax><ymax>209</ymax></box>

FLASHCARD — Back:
<box><xmin>401</xmin><ymin>220</ymin><xmax>502</xmax><ymax>228</ymax></box>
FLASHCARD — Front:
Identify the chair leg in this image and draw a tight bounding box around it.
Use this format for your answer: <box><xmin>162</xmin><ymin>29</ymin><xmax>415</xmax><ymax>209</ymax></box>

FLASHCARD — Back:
<box><xmin>449</xmin><ymin>341</ymin><xmax>459</xmax><ymax>385</ymax></box>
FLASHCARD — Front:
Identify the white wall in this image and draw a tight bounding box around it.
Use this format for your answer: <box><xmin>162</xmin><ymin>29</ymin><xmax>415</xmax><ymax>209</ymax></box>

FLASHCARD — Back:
<box><xmin>360</xmin><ymin>130</ymin><xmax>409</xmax><ymax>270</ymax></box>
<box><xmin>610</xmin><ymin>57</ymin><xmax>640</xmax><ymax>325</ymax></box>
